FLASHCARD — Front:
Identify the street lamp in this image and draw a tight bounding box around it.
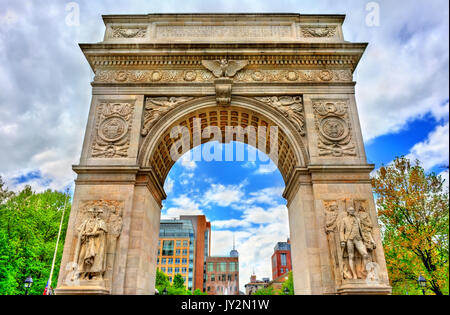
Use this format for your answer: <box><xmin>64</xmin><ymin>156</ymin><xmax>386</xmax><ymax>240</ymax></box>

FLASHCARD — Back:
<box><xmin>162</xmin><ymin>287</ymin><xmax>168</xmax><ymax>295</ymax></box>
<box><xmin>284</xmin><ymin>287</ymin><xmax>290</xmax><ymax>295</ymax></box>
<box><xmin>24</xmin><ymin>276</ymin><xmax>33</xmax><ymax>295</ymax></box>
<box><xmin>417</xmin><ymin>275</ymin><xmax>427</xmax><ymax>295</ymax></box>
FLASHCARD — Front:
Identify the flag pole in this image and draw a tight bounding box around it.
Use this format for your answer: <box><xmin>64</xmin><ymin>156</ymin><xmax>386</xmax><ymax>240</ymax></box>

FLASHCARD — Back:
<box><xmin>46</xmin><ymin>189</ymin><xmax>69</xmax><ymax>295</ymax></box>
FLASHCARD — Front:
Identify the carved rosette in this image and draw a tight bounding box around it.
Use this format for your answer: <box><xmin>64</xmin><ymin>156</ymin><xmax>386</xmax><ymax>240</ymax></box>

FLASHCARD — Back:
<box><xmin>91</xmin><ymin>102</ymin><xmax>135</xmax><ymax>158</ymax></box>
<box><xmin>93</xmin><ymin>69</ymin><xmax>353</xmax><ymax>84</ymax></box>
<box><xmin>324</xmin><ymin>200</ymin><xmax>379</xmax><ymax>284</ymax></box>
<box><xmin>255</xmin><ymin>96</ymin><xmax>306</xmax><ymax>136</ymax></box>
<box><xmin>142</xmin><ymin>97</ymin><xmax>194</xmax><ymax>136</ymax></box>
<box><xmin>313</xmin><ymin>100</ymin><xmax>356</xmax><ymax>157</ymax></box>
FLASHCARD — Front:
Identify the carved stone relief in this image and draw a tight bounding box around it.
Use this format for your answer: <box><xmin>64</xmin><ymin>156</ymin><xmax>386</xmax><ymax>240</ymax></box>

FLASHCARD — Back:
<box><xmin>324</xmin><ymin>200</ymin><xmax>379</xmax><ymax>284</ymax></box>
<box><xmin>313</xmin><ymin>100</ymin><xmax>357</xmax><ymax>157</ymax></box>
<box><xmin>255</xmin><ymin>96</ymin><xmax>306</xmax><ymax>136</ymax></box>
<box><xmin>110</xmin><ymin>26</ymin><xmax>147</xmax><ymax>38</ymax></box>
<box><xmin>141</xmin><ymin>97</ymin><xmax>194</xmax><ymax>136</ymax></box>
<box><xmin>93</xmin><ymin>69</ymin><xmax>353</xmax><ymax>84</ymax></box>
<box><xmin>300</xmin><ymin>26</ymin><xmax>338</xmax><ymax>38</ymax></box>
<box><xmin>91</xmin><ymin>102</ymin><xmax>135</xmax><ymax>158</ymax></box>
<box><xmin>70</xmin><ymin>201</ymin><xmax>124</xmax><ymax>285</ymax></box>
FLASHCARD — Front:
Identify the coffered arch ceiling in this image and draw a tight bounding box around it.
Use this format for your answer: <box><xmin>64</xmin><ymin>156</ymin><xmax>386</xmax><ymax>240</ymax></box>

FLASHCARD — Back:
<box><xmin>139</xmin><ymin>96</ymin><xmax>309</xmax><ymax>186</ymax></box>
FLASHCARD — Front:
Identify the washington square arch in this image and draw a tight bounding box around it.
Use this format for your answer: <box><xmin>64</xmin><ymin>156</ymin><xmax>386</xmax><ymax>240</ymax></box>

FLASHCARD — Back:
<box><xmin>55</xmin><ymin>13</ymin><xmax>392</xmax><ymax>295</ymax></box>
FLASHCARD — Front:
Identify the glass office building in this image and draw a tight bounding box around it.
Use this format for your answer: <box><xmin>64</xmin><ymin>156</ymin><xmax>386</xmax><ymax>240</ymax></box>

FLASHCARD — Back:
<box><xmin>158</xmin><ymin>219</ymin><xmax>195</xmax><ymax>290</ymax></box>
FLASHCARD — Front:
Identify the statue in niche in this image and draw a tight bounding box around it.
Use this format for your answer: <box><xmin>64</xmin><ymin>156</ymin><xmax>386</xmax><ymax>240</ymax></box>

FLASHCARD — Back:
<box><xmin>339</xmin><ymin>206</ymin><xmax>372</xmax><ymax>280</ymax></box>
<box><xmin>357</xmin><ymin>203</ymin><xmax>377</xmax><ymax>251</ymax></box>
<box><xmin>74</xmin><ymin>206</ymin><xmax>108</xmax><ymax>281</ymax></box>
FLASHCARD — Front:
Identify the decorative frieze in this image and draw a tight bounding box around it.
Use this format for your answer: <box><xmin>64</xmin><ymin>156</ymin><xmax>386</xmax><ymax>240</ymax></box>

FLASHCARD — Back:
<box><xmin>91</xmin><ymin>102</ymin><xmax>135</xmax><ymax>158</ymax></box>
<box><xmin>142</xmin><ymin>97</ymin><xmax>194</xmax><ymax>136</ymax></box>
<box><xmin>94</xmin><ymin>69</ymin><xmax>353</xmax><ymax>84</ymax></box>
<box><xmin>313</xmin><ymin>100</ymin><xmax>357</xmax><ymax>157</ymax></box>
<box><xmin>255</xmin><ymin>96</ymin><xmax>306</xmax><ymax>136</ymax></box>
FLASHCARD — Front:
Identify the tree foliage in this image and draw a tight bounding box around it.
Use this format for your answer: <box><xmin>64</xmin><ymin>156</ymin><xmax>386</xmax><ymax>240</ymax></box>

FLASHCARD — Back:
<box><xmin>279</xmin><ymin>271</ymin><xmax>294</xmax><ymax>295</ymax></box>
<box><xmin>372</xmin><ymin>157</ymin><xmax>449</xmax><ymax>295</ymax></box>
<box><xmin>155</xmin><ymin>269</ymin><xmax>193</xmax><ymax>295</ymax></box>
<box><xmin>253</xmin><ymin>285</ymin><xmax>275</xmax><ymax>295</ymax></box>
<box><xmin>0</xmin><ymin>178</ymin><xmax>71</xmax><ymax>295</ymax></box>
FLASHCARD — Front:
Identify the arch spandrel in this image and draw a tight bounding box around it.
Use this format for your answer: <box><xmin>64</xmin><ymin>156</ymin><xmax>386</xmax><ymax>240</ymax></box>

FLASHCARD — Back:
<box><xmin>138</xmin><ymin>96</ymin><xmax>309</xmax><ymax>186</ymax></box>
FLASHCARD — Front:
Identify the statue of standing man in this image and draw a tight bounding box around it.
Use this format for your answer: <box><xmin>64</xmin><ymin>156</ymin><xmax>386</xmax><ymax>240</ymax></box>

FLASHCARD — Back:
<box><xmin>339</xmin><ymin>207</ymin><xmax>371</xmax><ymax>280</ymax></box>
<box><xmin>74</xmin><ymin>206</ymin><xmax>108</xmax><ymax>281</ymax></box>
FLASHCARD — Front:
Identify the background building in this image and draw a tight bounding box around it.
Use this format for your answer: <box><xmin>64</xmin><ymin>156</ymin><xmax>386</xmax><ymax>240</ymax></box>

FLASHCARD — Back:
<box><xmin>244</xmin><ymin>274</ymin><xmax>270</xmax><ymax>295</ymax></box>
<box><xmin>157</xmin><ymin>215</ymin><xmax>211</xmax><ymax>291</ymax></box>
<box><xmin>205</xmin><ymin>255</ymin><xmax>239</xmax><ymax>295</ymax></box>
<box><xmin>180</xmin><ymin>215</ymin><xmax>211</xmax><ymax>292</ymax></box>
<box><xmin>157</xmin><ymin>219</ymin><xmax>195</xmax><ymax>290</ymax></box>
<box><xmin>271</xmin><ymin>239</ymin><xmax>292</xmax><ymax>280</ymax></box>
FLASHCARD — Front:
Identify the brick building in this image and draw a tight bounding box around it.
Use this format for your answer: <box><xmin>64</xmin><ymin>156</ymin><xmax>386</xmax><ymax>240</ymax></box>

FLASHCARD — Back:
<box><xmin>205</xmin><ymin>256</ymin><xmax>239</xmax><ymax>295</ymax></box>
<box><xmin>271</xmin><ymin>239</ymin><xmax>292</xmax><ymax>280</ymax></box>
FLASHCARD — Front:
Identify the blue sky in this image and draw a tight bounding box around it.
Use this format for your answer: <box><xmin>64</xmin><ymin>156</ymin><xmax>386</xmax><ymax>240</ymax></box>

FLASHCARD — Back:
<box><xmin>0</xmin><ymin>0</ymin><xmax>448</xmax><ymax>291</ymax></box>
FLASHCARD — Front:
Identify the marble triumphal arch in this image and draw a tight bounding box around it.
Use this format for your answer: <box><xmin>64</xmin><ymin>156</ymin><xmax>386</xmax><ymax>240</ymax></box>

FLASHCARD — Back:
<box><xmin>56</xmin><ymin>14</ymin><xmax>392</xmax><ymax>295</ymax></box>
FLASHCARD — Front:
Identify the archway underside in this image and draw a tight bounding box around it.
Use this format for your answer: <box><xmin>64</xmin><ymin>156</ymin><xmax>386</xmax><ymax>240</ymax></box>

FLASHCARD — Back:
<box><xmin>148</xmin><ymin>105</ymin><xmax>298</xmax><ymax>185</ymax></box>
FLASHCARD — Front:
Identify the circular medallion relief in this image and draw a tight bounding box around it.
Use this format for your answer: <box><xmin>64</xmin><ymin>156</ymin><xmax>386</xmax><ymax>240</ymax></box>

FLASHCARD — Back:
<box><xmin>320</xmin><ymin>117</ymin><xmax>349</xmax><ymax>141</ymax></box>
<box><xmin>98</xmin><ymin>117</ymin><xmax>128</xmax><ymax>142</ymax></box>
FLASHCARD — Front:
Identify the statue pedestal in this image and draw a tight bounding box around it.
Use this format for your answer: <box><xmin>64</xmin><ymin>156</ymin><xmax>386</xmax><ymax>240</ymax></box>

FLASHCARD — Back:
<box><xmin>55</xmin><ymin>280</ymin><xmax>110</xmax><ymax>295</ymax></box>
<box><xmin>337</xmin><ymin>280</ymin><xmax>392</xmax><ymax>295</ymax></box>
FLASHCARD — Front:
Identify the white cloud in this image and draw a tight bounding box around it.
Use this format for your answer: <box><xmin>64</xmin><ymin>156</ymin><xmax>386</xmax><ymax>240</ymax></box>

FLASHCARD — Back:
<box><xmin>162</xmin><ymin>195</ymin><xmax>204</xmax><ymax>219</ymax></box>
<box><xmin>164</xmin><ymin>177</ymin><xmax>174</xmax><ymax>194</ymax></box>
<box><xmin>406</xmin><ymin>122</ymin><xmax>449</xmax><ymax>171</ymax></box>
<box><xmin>203</xmin><ymin>183</ymin><xmax>245</xmax><ymax>207</ymax></box>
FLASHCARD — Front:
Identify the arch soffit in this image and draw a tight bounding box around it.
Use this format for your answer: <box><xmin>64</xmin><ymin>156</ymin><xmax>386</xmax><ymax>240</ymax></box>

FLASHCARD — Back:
<box><xmin>138</xmin><ymin>96</ymin><xmax>309</xmax><ymax>185</ymax></box>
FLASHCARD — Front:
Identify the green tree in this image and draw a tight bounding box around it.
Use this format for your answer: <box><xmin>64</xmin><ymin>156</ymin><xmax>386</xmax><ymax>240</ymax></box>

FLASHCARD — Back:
<box><xmin>173</xmin><ymin>274</ymin><xmax>185</xmax><ymax>289</ymax></box>
<box><xmin>372</xmin><ymin>157</ymin><xmax>449</xmax><ymax>295</ymax></box>
<box><xmin>0</xmin><ymin>182</ymin><xmax>71</xmax><ymax>295</ymax></box>
<box><xmin>253</xmin><ymin>286</ymin><xmax>275</xmax><ymax>295</ymax></box>
<box><xmin>279</xmin><ymin>271</ymin><xmax>294</xmax><ymax>295</ymax></box>
<box><xmin>193</xmin><ymin>288</ymin><xmax>207</xmax><ymax>295</ymax></box>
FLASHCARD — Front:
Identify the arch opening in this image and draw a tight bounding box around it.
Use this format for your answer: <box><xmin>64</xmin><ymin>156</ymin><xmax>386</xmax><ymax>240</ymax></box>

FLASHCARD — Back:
<box><xmin>158</xmin><ymin>142</ymin><xmax>291</xmax><ymax>295</ymax></box>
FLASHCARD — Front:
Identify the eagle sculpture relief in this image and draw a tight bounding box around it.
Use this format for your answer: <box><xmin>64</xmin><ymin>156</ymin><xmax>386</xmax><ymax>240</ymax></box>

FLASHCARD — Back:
<box><xmin>201</xmin><ymin>59</ymin><xmax>248</xmax><ymax>78</ymax></box>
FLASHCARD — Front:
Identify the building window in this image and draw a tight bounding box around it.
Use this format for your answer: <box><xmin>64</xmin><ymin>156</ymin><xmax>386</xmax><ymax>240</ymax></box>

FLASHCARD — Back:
<box><xmin>162</xmin><ymin>240</ymin><xmax>174</xmax><ymax>256</ymax></box>
<box><xmin>175</xmin><ymin>267</ymin><xmax>180</xmax><ymax>273</ymax></box>
<box><xmin>207</xmin><ymin>263</ymin><xmax>214</xmax><ymax>272</ymax></box>
<box><xmin>211</xmin><ymin>274</ymin><xmax>215</xmax><ymax>282</ymax></box>
<box><xmin>176</xmin><ymin>249</ymin><xmax>181</xmax><ymax>255</ymax></box>
<box><xmin>169</xmin><ymin>277</ymin><xmax>172</xmax><ymax>282</ymax></box>
<box><xmin>157</xmin><ymin>258</ymin><xmax>159</xmax><ymax>264</ymax></box>
<box><xmin>176</xmin><ymin>240</ymin><xmax>181</xmax><ymax>246</ymax></box>
<box><xmin>281</xmin><ymin>253</ymin><xmax>287</xmax><ymax>266</ymax></box>
<box><xmin>183</xmin><ymin>240</ymin><xmax>188</xmax><ymax>246</ymax></box>
<box><xmin>168</xmin><ymin>258</ymin><xmax>173</xmax><ymax>264</ymax></box>
<box><xmin>183</xmin><ymin>249</ymin><xmax>188</xmax><ymax>255</ymax></box>
<box><xmin>168</xmin><ymin>267</ymin><xmax>173</xmax><ymax>273</ymax></box>
<box><xmin>280</xmin><ymin>268</ymin><xmax>284</xmax><ymax>274</ymax></box>
<box><xmin>228</xmin><ymin>274</ymin><xmax>232</xmax><ymax>281</ymax></box>
<box><xmin>175</xmin><ymin>258</ymin><xmax>180</xmax><ymax>264</ymax></box>
<box><xmin>235</xmin><ymin>274</ymin><xmax>238</xmax><ymax>281</ymax></box>
<box><xmin>161</xmin><ymin>268</ymin><xmax>166</xmax><ymax>273</ymax></box>
<box><xmin>182</xmin><ymin>268</ymin><xmax>187</xmax><ymax>273</ymax></box>
<box><xmin>182</xmin><ymin>258</ymin><xmax>187</xmax><ymax>265</ymax></box>
<box><xmin>218</xmin><ymin>262</ymin><xmax>227</xmax><ymax>272</ymax></box>
<box><xmin>162</xmin><ymin>258</ymin><xmax>166</xmax><ymax>265</ymax></box>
